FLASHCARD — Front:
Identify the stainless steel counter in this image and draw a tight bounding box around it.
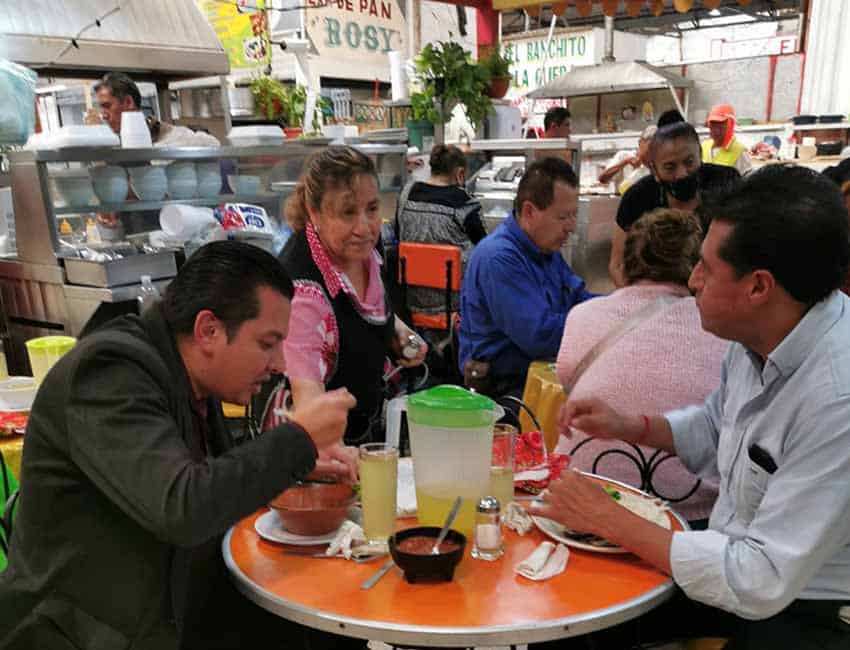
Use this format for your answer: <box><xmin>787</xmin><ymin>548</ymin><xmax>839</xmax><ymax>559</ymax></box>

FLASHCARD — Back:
<box><xmin>481</xmin><ymin>194</ymin><xmax>619</xmax><ymax>296</ymax></box>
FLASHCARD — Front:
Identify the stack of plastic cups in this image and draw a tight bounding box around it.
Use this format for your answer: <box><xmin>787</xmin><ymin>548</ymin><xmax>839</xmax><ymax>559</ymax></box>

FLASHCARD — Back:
<box><xmin>25</xmin><ymin>336</ymin><xmax>77</xmax><ymax>384</ymax></box>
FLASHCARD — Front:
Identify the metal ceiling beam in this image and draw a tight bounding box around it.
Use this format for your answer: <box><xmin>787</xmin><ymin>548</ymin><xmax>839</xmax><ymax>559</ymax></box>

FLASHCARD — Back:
<box><xmin>500</xmin><ymin>0</ymin><xmax>800</xmax><ymax>36</ymax></box>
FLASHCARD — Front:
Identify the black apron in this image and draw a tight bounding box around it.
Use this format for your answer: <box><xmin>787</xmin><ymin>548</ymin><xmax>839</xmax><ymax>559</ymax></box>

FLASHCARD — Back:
<box><xmin>276</xmin><ymin>230</ymin><xmax>395</xmax><ymax>444</ymax></box>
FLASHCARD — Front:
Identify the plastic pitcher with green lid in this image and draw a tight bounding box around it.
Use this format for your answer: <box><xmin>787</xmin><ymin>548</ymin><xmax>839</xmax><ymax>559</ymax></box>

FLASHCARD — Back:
<box><xmin>407</xmin><ymin>385</ymin><xmax>503</xmax><ymax>535</ymax></box>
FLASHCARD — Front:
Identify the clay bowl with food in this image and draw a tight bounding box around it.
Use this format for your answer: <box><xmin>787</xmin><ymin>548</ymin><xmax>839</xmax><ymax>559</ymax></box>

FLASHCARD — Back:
<box><xmin>389</xmin><ymin>526</ymin><xmax>466</xmax><ymax>584</ymax></box>
<box><xmin>268</xmin><ymin>481</ymin><xmax>356</xmax><ymax>536</ymax></box>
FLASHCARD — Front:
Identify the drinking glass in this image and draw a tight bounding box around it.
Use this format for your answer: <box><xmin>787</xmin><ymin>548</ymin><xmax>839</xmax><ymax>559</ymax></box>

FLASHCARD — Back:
<box><xmin>489</xmin><ymin>424</ymin><xmax>516</xmax><ymax>513</ymax></box>
<box><xmin>359</xmin><ymin>442</ymin><xmax>398</xmax><ymax>545</ymax></box>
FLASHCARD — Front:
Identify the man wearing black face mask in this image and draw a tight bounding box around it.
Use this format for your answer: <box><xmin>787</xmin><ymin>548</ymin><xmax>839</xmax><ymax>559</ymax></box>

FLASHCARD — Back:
<box><xmin>608</xmin><ymin>122</ymin><xmax>740</xmax><ymax>287</ymax></box>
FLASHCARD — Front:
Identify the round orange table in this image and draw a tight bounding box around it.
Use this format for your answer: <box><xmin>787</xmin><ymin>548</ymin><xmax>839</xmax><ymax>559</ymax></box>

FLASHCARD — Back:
<box><xmin>223</xmin><ymin>505</ymin><xmax>684</xmax><ymax>646</ymax></box>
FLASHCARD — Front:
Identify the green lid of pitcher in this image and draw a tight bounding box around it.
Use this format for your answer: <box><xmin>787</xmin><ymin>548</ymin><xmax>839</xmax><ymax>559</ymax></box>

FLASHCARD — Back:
<box><xmin>407</xmin><ymin>384</ymin><xmax>497</xmax><ymax>428</ymax></box>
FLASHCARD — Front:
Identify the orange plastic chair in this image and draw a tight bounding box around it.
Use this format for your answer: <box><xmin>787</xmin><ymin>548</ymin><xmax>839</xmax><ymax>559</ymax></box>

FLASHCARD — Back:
<box><xmin>397</xmin><ymin>242</ymin><xmax>462</xmax><ymax>332</ymax></box>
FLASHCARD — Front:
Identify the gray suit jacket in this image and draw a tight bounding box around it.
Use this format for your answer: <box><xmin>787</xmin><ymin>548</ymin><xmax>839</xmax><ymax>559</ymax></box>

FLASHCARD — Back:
<box><xmin>0</xmin><ymin>305</ymin><xmax>317</xmax><ymax>649</ymax></box>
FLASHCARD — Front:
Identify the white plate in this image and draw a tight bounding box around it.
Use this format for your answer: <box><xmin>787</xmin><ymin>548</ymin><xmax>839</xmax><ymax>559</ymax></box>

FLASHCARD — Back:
<box><xmin>0</xmin><ymin>406</ymin><xmax>31</xmax><ymax>414</ymax></box>
<box><xmin>532</xmin><ymin>474</ymin><xmax>672</xmax><ymax>554</ymax></box>
<box><xmin>254</xmin><ymin>509</ymin><xmax>341</xmax><ymax>546</ymax></box>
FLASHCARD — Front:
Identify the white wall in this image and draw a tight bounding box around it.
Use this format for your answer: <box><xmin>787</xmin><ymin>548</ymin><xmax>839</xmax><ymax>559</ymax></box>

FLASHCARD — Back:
<box><xmin>800</xmin><ymin>0</ymin><xmax>850</xmax><ymax>115</ymax></box>
<box><xmin>646</xmin><ymin>16</ymin><xmax>797</xmax><ymax>65</ymax></box>
<box><xmin>419</xmin><ymin>2</ymin><xmax>477</xmax><ymax>58</ymax></box>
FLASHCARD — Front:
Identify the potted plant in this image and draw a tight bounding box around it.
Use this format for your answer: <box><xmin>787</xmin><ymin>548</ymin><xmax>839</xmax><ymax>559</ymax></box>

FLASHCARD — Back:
<box><xmin>410</xmin><ymin>41</ymin><xmax>492</xmax><ymax>132</ymax></box>
<box><xmin>249</xmin><ymin>76</ymin><xmax>330</xmax><ymax>138</ymax></box>
<box><xmin>479</xmin><ymin>46</ymin><xmax>514</xmax><ymax>99</ymax></box>
<box><xmin>280</xmin><ymin>85</ymin><xmax>333</xmax><ymax>138</ymax></box>
<box><xmin>249</xmin><ymin>74</ymin><xmax>287</xmax><ymax>123</ymax></box>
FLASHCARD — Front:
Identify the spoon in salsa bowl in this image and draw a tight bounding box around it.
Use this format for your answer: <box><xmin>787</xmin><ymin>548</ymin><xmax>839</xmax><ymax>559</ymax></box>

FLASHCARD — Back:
<box><xmin>431</xmin><ymin>496</ymin><xmax>463</xmax><ymax>555</ymax></box>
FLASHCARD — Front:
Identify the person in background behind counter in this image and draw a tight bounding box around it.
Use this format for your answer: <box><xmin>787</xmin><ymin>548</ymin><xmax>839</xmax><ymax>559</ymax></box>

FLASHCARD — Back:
<box><xmin>702</xmin><ymin>103</ymin><xmax>752</xmax><ymax>175</ymax></box>
<box><xmin>542</xmin><ymin>106</ymin><xmax>571</xmax><ymax>139</ymax></box>
<box><xmin>85</xmin><ymin>72</ymin><xmax>220</xmax><ymax>147</ymax></box>
<box><xmin>608</xmin><ymin>121</ymin><xmax>741</xmax><ymax>287</ymax></box>
<box><xmin>597</xmin><ymin>124</ymin><xmax>657</xmax><ymax>195</ymax></box>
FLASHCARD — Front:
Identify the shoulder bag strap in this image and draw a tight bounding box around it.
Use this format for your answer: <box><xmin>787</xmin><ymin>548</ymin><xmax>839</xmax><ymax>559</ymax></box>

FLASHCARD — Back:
<box><xmin>563</xmin><ymin>294</ymin><xmax>681</xmax><ymax>394</ymax></box>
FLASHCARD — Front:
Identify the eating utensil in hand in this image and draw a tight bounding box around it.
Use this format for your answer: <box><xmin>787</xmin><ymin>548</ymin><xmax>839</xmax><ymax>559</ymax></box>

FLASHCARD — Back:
<box><xmin>431</xmin><ymin>496</ymin><xmax>463</xmax><ymax>555</ymax></box>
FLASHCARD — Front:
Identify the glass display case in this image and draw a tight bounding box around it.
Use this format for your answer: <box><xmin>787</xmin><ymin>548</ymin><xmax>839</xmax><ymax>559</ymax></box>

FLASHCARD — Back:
<box><xmin>0</xmin><ymin>142</ymin><xmax>406</xmax><ymax>373</ymax></box>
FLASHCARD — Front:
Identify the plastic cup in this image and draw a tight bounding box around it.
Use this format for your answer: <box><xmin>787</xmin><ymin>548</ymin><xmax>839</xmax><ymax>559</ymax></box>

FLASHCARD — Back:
<box><xmin>490</xmin><ymin>423</ymin><xmax>516</xmax><ymax>514</ymax></box>
<box><xmin>159</xmin><ymin>204</ymin><xmax>217</xmax><ymax>240</ymax></box>
<box><xmin>359</xmin><ymin>442</ymin><xmax>398</xmax><ymax>545</ymax></box>
<box><xmin>120</xmin><ymin>111</ymin><xmax>152</xmax><ymax>148</ymax></box>
<box><xmin>25</xmin><ymin>336</ymin><xmax>77</xmax><ymax>384</ymax></box>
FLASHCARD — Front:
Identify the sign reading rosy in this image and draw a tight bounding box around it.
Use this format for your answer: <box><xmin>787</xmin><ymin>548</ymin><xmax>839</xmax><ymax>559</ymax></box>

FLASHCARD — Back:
<box><xmin>306</xmin><ymin>0</ymin><xmax>406</xmax><ymax>66</ymax></box>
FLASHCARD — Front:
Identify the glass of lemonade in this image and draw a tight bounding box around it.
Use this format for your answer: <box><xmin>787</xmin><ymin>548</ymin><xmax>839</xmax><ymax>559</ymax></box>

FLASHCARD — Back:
<box><xmin>359</xmin><ymin>442</ymin><xmax>398</xmax><ymax>545</ymax></box>
<box><xmin>490</xmin><ymin>424</ymin><xmax>516</xmax><ymax>513</ymax></box>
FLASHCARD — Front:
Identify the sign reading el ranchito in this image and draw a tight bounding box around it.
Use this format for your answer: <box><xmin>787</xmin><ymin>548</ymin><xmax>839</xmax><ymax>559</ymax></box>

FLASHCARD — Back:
<box><xmin>306</xmin><ymin>0</ymin><xmax>406</xmax><ymax>80</ymax></box>
<box><xmin>504</xmin><ymin>30</ymin><xmax>595</xmax><ymax>93</ymax></box>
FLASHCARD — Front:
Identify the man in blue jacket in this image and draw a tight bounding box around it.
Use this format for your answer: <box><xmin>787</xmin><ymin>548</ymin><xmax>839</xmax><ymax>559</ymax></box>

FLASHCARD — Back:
<box><xmin>459</xmin><ymin>157</ymin><xmax>594</xmax><ymax>395</ymax></box>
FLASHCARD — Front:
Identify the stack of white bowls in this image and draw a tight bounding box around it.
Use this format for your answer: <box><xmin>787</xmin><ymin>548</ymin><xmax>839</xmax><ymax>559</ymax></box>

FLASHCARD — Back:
<box><xmin>53</xmin><ymin>171</ymin><xmax>96</xmax><ymax>208</ymax></box>
<box><xmin>90</xmin><ymin>166</ymin><xmax>129</xmax><ymax>204</ymax></box>
<box><xmin>196</xmin><ymin>161</ymin><xmax>222</xmax><ymax>198</ymax></box>
<box><xmin>128</xmin><ymin>165</ymin><xmax>168</xmax><ymax>201</ymax></box>
<box><xmin>166</xmin><ymin>162</ymin><xmax>198</xmax><ymax>199</ymax></box>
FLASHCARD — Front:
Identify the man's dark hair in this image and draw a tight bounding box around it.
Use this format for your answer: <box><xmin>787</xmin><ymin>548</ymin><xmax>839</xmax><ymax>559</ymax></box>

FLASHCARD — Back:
<box><xmin>649</xmin><ymin>121</ymin><xmax>700</xmax><ymax>160</ymax></box>
<box><xmin>701</xmin><ymin>164</ymin><xmax>850</xmax><ymax>306</ymax></box>
<box><xmin>162</xmin><ymin>240</ymin><xmax>294</xmax><ymax>339</ymax></box>
<box><xmin>823</xmin><ymin>158</ymin><xmax>850</xmax><ymax>188</ymax></box>
<box><xmin>544</xmin><ymin>107</ymin><xmax>571</xmax><ymax>132</ymax></box>
<box><xmin>514</xmin><ymin>157</ymin><xmax>578</xmax><ymax>214</ymax></box>
<box><xmin>657</xmin><ymin>109</ymin><xmax>685</xmax><ymax>128</ymax></box>
<box><xmin>94</xmin><ymin>72</ymin><xmax>142</xmax><ymax>109</ymax></box>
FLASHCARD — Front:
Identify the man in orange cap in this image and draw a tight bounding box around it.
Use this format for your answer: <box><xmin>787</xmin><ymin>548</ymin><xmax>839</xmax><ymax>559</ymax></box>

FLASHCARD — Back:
<box><xmin>702</xmin><ymin>103</ymin><xmax>752</xmax><ymax>174</ymax></box>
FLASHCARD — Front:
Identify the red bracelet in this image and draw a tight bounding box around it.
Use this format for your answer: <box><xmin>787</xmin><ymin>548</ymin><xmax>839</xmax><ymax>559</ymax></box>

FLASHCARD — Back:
<box><xmin>636</xmin><ymin>415</ymin><xmax>650</xmax><ymax>445</ymax></box>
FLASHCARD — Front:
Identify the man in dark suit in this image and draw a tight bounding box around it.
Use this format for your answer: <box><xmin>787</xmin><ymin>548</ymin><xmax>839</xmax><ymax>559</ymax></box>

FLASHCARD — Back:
<box><xmin>0</xmin><ymin>241</ymin><xmax>358</xmax><ymax>649</ymax></box>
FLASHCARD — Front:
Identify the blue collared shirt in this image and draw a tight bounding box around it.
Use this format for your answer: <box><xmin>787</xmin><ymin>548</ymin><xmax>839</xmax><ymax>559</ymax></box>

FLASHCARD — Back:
<box><xmin>667</xmin><ymin>290</ymin><xmax>850</xmax><ymax>619</ymax></box>
<box><xmin>458</xmin><ymin>214</ymin><xmax>594</xmax><ymax>384</ymax></box>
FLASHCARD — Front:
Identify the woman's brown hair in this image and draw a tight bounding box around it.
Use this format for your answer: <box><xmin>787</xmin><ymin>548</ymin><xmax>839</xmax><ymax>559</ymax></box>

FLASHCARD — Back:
<box><xmin>429</xmin><ymin>144</ymin><xmax>467</xmax><ymax>176</ymax></box>
<box><xmin>623</xmin><ymin>208</ymin><xmax>702</xmax><ymax>286</ymax></box>
<box><xmin>284</xmin><ymin>146</ymin><xmax>377</xmax><ymax>231</ymax></box>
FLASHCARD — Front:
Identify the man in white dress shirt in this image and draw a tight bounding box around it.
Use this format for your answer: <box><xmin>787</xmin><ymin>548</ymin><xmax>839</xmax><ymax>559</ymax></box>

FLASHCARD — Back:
<box><xmin>537</xmin><ymin>164</ymin><xmax>850</xmax><ymax>649</ymax></box>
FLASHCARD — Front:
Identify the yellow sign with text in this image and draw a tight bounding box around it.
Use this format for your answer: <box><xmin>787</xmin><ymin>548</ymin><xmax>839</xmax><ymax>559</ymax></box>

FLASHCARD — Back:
<box><xmin>196</xmin><ymin>0</ymin><xmax>270</xmax><ymax>69</ymax></box>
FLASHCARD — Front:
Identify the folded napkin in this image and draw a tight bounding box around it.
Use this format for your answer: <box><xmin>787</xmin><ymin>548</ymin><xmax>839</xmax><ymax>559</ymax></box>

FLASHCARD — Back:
<box><xmin>515</xmin><ymin>541</ymin><xmax>570</xmax><ymax>581</ymax></box>
<box><xmin>325</xmin><ymin>521</ymin><xmax>388</xmax><ymax>559</ymax></box>
<box><xmin>503</xmin><ymin>501</ymin><xmax>534</xmax><ymax>535</ymax></box>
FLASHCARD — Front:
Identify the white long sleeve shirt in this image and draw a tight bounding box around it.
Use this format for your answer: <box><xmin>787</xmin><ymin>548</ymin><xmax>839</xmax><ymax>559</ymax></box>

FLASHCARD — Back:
<box><xmin>666</xmin><ymin>290</ymin><xmax>850</xmax><ymax>620</ymax></box>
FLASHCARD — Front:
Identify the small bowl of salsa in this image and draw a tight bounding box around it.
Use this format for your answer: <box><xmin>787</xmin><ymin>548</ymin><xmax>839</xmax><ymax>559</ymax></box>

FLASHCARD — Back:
<box><xmin>389</xmin><ymin>526</ymin><xmax>466</xmax><ymax>584</ymax></box>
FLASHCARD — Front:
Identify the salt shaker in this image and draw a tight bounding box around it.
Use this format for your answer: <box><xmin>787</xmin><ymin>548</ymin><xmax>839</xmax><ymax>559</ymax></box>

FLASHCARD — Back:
<box><xmin>472</xmin><ymin>496</ymin><xmax>503</xmax><ymax>560</ymax></box>
<box><xmin>401</xmin><ymin>333</ymin><xmax>421</xmax><ymax>360</ymax></box>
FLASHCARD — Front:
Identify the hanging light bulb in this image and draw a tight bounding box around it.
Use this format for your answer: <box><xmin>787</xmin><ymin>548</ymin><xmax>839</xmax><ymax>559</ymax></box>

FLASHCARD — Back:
<box><xmin>649</xmin><ymin>0</ymin><xmax>664</xmax><ymax>16</ymax></box>
<box><xmin>703</xmin><ymin>0</ymin><xmax>722</xmax><ymax>9</ymax></box>
<box><xmin>551</xmin><ymin>2</ymin><xmax>568</xmax><ymax>15</ymax></box>
<box><xmin>673</xmin><ymin>0</ymin><xmax>694</xmax><ymax>12</ymax></box>
<box><xmin>525</xmin><ymin>4</ymin><xmax>541</xmax><ymax>19</ymax></box>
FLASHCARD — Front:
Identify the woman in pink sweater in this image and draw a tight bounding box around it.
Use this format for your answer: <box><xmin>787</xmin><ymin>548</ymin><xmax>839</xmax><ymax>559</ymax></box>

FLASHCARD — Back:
<box><xmin>555</xmin><ymin>208</ymin><xmax>727</xmax><ymax>524</ymax></box>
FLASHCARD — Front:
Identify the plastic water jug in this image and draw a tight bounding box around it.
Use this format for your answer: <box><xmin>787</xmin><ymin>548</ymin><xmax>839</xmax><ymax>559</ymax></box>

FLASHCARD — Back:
<box><xmin>407</xmin><ymin>385</ymin><xmax>501</xmax><ymax>535</ymax></box>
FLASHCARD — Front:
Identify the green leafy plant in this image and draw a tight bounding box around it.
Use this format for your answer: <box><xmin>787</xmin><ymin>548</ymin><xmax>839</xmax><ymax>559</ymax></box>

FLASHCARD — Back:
<box><xmin>249</xmin><ymin>74</ymin><xmax>287</xmax><ymax>122</ymax></box>
<box><xmin>410</xmin><ymin>41</ymin><xmax>492</xmax><ymax>130</ymax></box>
<box><xmin>479</xmin><ymin>46</ymin><xmax>513</xmax><ymax>80</ymax></box>
<box><xmin>249</xmin><ymin>75</ymin><xmax>331</xmax><ymax>133</ymax></box>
